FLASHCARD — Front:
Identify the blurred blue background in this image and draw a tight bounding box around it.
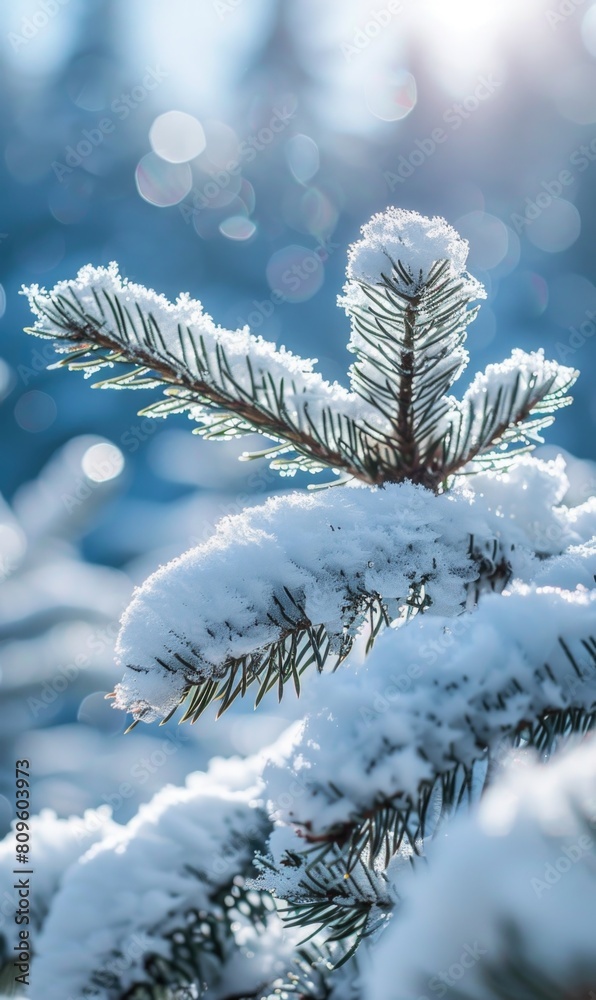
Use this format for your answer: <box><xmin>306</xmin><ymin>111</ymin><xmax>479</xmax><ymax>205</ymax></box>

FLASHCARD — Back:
<box><xmin>1</xmin><ymin>0</ymin><xmax>596</xmax><ymax>834</ymax></box>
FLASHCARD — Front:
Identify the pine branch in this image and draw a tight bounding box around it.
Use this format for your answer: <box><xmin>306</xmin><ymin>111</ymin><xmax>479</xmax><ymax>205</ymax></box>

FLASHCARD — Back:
<box><xmin>443</xmin><ymin>350</ymin><xmax>577</xmax><ymax>478</ymax></box>
<box><xmin>26</xmin><ymin>756</ymin><xmax>277</xmax><ymax>1000</ymax></box>
<box><xmin>110</xmin><ymin>483</ymin><xmax>511</xmax><ymax>726</ymax></box>
<box><xmin>344</xmin><ymin>262</ymin><xmax>477</xmax><ymax>487</ymax></box>
<box><xmin>254</xmin><ymin>846</ymin><xmax>392</xmax><ymax>967</ymax></box>
<box><xmin>26</xmin><ymin>275</ymin><xmax>380</xmax><ymax>485</ymax></box>
<box><xmin>257</xmin><ymin>703</ymin><xmax>596</xmax><ymax>955</ymax></box>
<box><xmin>119</xmin><ymin>888</ymin><xmax>276</xmax><ymax>1000</ymax></box>
<box><xmin>23</xmin><ymin>230</ymin><xmax>576</xmax><ymax>491</ymax></box>
<box><xmin>169</xmin><ymin>621</ymin><xmax>342</xmax><ymax>728</ymax></box>
<box><xmin>280</xmin><ymin>939</ymin><xmax>360</xmax><ymax>999</ymax></box>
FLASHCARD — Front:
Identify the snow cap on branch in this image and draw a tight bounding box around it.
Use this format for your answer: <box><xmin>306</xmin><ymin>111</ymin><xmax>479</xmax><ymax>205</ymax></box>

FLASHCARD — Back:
<box><xmin>25</xmin><ymin>261</ymin><xmax>344</xmax><ymax>398</ymax></box>
<box><xmin>344</xmin><ymin>207</ymin><xmax>486</xmax><ymax>298</ymax></box>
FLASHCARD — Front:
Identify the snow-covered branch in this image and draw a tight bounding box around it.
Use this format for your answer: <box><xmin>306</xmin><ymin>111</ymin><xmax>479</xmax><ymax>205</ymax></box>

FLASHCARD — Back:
<box><xmin>112</xmin><ymin>481</ymin><xmax>518</xmax><ymax>726</ymax></box>
<box><xmin>27</xmin><ymin>754</ymin><xmax>287</xmax><ymax>1000</ymax></box>
<box><xmin>0</xmin><ymin>807</ymin><xmax>118</xmax><ymax>969</ymax></box>
<box><xmin>23</xmin><ymin>209</ymin><xmax>577</xmax><ymax>489</ymax></box>
<box><xmin>264</xmin><ymin>585</ymin><xmax>596</xmax><ymax>853</ymax></box>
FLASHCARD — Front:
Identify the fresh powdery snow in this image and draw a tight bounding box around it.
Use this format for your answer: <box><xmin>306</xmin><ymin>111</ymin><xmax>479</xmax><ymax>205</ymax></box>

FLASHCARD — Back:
<box><xmin>262</xmin><ymin>584</ymin><xmax>596</xmax><ymax>840</ymax></box>
<box><xmin>28</xmin><ymin>752</ymin><xmax>291</xmax><ymax>1000</ymax></box>
<box><xmin>468</xmin><ymin>454</ymin><xmax>587</xmax><ymax>555</ymax></box>
<box><xmin>455</xmin><ymin>348</ymin><xmax>576</xmax><ymax>457</ymax></box>
<box><xmin>344</xmin><ymin>207</ymin><xmax>486</xmax><ymax>299</ymax></box>
<box><xmin>366</xmin><ymin>735</ymin><xmax>596</xmax><ymax>1000</ymax></box>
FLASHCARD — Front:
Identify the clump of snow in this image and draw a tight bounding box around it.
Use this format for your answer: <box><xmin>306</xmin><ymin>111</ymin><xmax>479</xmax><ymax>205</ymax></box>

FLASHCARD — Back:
<box><xmin>28</xmin><ymin>753</ymin><xmax>288</xmax><ymax>1000</ymax></box>
<box><xmin>366</xmin><ymin>736</ymin><xmax>596</xmax><ymax>1000</ymax></box>
<box><xmin>466</xmin><ymin>454</ymin><xmax>582</xmax><ymax>555</ymax></box>
<box><xmin>263</xmin><ymin>585</ymin><xmax>596</xmax><ymax>839</ymax></box>
<box><xmin>344</xmin><ymin>208</ymin><xmax>485</xmax><ymax>298</ymax></box>
<box><xmin>464</xmin><ymin>453</ymin><xmax>596</xmax><ymax>590</ymax></box>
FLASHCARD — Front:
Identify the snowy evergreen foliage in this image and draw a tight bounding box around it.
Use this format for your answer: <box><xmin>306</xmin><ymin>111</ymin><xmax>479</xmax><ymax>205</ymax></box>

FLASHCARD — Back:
<box><xmin>9</xmin><ymin>208</ymin><xmax>595</xmax><ymax>998</ymax></box>
<box><xmin>367</xmin><ymin>735</ymin><xmax>596</xmax><ymax>1000</ymax></box>
<box><xmin>26</xmin><ymin>754</ymin><xmax>285</xmax><ymax>1000</ymax></box>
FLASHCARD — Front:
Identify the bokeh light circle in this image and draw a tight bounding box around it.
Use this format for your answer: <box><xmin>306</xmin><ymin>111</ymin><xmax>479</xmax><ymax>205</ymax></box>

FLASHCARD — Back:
<box><xmin>266</xmin><ymin>245</ymin><xmax>325</xmax><ymax>303</ymax></box>
<box><xmin>219</xmin><ymin>216</ymin><xmax>257</xmax><ymax>241</ymax></box>
<box><xmin>149</xmin><ymin>111</ymin><xmax>206</xmax><ymax>163</ymax></box>
<box><xmin>135</xmin><ymin>153</ymin><xmax>192</xmax><ymax>207</ymax></box>
<box><xmin>48</xmin><ymin>185</ymin><xmax>89</xmax><ymax>226</ymax></box>
<box><xmin>78</xmin><ymin>692</ymin><xmax>125</xmax><ymax>734</ymax></box>
<box><xmin>14</xmin><ymin>391</ymin><xmax>57</xmax><ymax>432</ymax></box>
<box><xmin>582</xmin><ymin>5</ymin><xmax>596</xmax><ymax>58</ymax></box>
<box><xmin>525</xmin><ymin>199</ymin><xmax>581</xmax><ymax>253</ymax></box>
<box><xmin>301</xmin><ymin>188</ymin><xmax>339</xmax><ymax>241</ymax></box>
<box><xmin>455</xmin><ymin>211</ymin><xmax>510</xmax><ymax>271</ymax></box>
<box><xmin>17</xmin><ymin>232</ymin><xmax>65</xmax><ymax>274</ymax></box>
<box><xmin>196</xmin><ymin>120</ymin><xmax>241</xmax><ymax>173</ymax></box>
<box><xmin>522</xmin><ymin>273</ymin><xmax>549</xmax><ymax>318</ymax></box>
<box><xmin>365</xmin><ymin>69</ymin><xmax>417</xmax><ymax>122</ymax></box>
<box><xmin>237</xmin><ymin>178</ymin><xmax>256</xmax><ymax>215</ymax></box>
<box><xmin>81</xmin><ymin>442</ymin><xmax>125</xmax><ymax>483</ymax></box>
<box><xmin>190</xmin><ymin>169</ymin><xmax>242</xmax><ymax>211</ymax></box>
<box><xmin>285</xmin><ymin>134</ymin><xmax>320</xmax><ymax>183</ymax></box>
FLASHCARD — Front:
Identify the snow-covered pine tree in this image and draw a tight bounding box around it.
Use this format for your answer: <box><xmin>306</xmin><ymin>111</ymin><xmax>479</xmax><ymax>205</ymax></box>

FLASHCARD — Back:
<box><xmin>8</xmin><ymin>207</ymin><xmax>596</xmax><ymax>998</ymax></box>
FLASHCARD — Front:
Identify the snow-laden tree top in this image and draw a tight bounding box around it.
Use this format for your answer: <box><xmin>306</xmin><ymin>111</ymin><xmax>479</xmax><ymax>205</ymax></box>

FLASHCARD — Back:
<box><xmin>20</xmin><ymin>207</ymin><xmax>584</xmax><ymax>733</ymax></box>
<box><xmin>23</xmin><ymin>208</ymin><xmax>576</xmax><ymax>491</ymax></box>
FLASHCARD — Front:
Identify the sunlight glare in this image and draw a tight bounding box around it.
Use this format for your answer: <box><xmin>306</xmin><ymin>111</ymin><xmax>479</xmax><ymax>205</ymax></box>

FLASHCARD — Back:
<box><xmin>419</xmin><ymin>0</ymin><xmax>520</xmax><ymax>93</ymax></box>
